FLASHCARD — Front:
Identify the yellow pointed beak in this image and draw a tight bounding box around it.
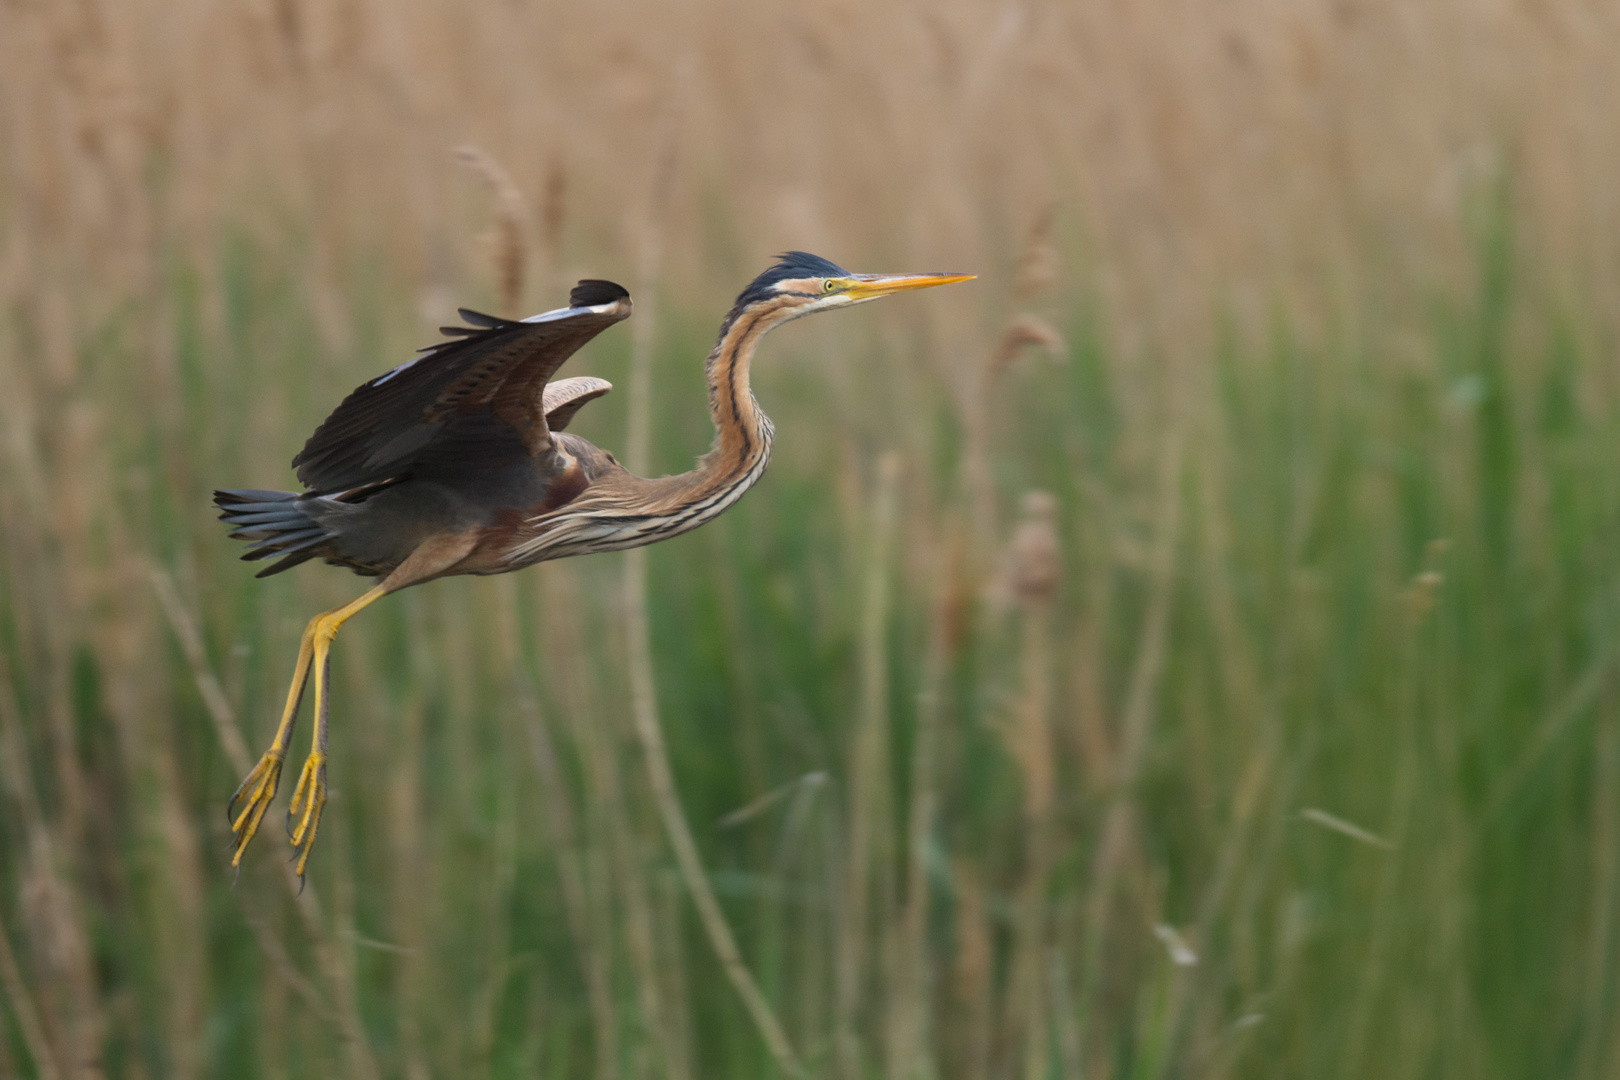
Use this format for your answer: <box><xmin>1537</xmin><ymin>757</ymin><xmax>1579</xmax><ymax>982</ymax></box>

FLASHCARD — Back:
<box><xmin>843</xmin><ymin>272</ymin><xmax>976</xmax><ymax>301</ymax></box>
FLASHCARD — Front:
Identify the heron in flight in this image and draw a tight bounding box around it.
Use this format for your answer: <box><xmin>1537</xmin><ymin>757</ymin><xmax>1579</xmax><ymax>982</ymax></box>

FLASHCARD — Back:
<box><xmin>217</xmin><ymin>251</ymin><xmax>972</xmax><ymax>878</ymax></box>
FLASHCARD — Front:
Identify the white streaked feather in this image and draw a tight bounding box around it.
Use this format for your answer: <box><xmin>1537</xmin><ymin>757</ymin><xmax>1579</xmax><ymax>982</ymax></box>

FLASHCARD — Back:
<box><xmin>501</xmin><ymin>429</ymin><xmax>775</xmax><ymax>566</ymax></box>
<box><xmin>522</xmin><ymin>302</ymin><xmax>608</xmax><ymax>324</ymax></box>
<box><xmin>371</xmin><ymin>352</ymin><xmax>430</xmax><ymax>386</ymax></box>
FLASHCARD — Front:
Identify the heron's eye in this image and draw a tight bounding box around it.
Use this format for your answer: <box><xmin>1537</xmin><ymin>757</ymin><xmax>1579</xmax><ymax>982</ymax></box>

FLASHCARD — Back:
<box><xmin>823</xmin><ymin>279</ymin><xmax>837</xmax><ymax>293</ymax></box>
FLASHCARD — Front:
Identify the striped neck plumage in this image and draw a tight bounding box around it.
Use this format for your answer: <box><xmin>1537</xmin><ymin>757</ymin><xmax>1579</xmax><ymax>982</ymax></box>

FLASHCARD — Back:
<box><xmin>699</xmin><ymin>295</ymin><xmax>792</xmax><ymax>481</ymax></box>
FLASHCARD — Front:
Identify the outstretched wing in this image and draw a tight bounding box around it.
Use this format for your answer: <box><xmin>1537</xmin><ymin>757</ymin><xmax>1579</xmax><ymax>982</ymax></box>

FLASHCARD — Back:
<box><xmin>292</xmin><ymin>280</ymin><xmax>630</xmax><ymax>493</ymax></box>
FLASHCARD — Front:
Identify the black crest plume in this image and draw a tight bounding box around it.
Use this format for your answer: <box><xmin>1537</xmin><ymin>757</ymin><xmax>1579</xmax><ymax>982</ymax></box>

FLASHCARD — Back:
<box><xmin>734</xmin><ymin>252</ymin><xmax>851</xmax><ymax>308</ymax></box>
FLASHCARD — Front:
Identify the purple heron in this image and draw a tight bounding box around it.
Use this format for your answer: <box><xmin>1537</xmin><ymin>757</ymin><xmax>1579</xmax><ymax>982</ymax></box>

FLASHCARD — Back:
<box><xmin>217</xmin><ymin>252</ymin><xmax>972</xmax><ymax>878</ymax></box>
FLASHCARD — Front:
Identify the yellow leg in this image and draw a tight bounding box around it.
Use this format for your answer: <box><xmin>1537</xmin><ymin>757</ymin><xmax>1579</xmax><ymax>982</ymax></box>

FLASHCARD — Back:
<box><xmin>284</xmin><ymin>585</ymin><xmax>388</xmax><ymax>879</ymax></box>
<box><xmin>226</xmin><ymin>585</ymin><xmax>387</xmax><ymax>875</ymax></box>
<box><xmin>228</xmin><ymin>621</ymin><xmax>316</xmax><ymax>868</ymax></box>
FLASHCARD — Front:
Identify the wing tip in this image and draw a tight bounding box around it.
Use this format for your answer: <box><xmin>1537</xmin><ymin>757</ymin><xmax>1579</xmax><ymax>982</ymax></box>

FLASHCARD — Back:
<box><xmin>457</xmin><ymin>307</ymin><xmax>510</xmax><ymax>328</ymax></box>
<box><xmin>570</xmin><ymin>279</ymin><xmax>630</xmax><ymax>308</ymax></box>
<box><xmin>542</xmin><ymin>375</ymin><xmax>615</xmax><ymax>432</ymax></box>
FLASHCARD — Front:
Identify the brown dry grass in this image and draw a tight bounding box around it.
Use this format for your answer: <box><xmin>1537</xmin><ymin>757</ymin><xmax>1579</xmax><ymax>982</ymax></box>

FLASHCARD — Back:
<box><xmin>5</xmin><ymin>0</ymin><xmax>1618</xmax><ymax>335</ymax></box>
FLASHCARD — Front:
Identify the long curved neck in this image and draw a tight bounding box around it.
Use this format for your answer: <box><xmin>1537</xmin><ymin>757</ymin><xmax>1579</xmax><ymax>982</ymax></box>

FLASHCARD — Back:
<box><xmin>699</xmin><ymin>296</ymin><xmax>789</xmax><ymax>478</ymax></box>
<box><xmin>601</xmin><ymin>294</ymin><xmax>789</xmax><ymax>523</ymax></box>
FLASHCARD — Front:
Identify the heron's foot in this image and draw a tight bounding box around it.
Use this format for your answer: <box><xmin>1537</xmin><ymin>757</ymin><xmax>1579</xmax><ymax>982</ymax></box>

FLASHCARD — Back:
<box><xmin>286</xmin><ymin>751</ymin><xmax>328</xmax><ymax>879</ymax></box>
<box><xmin>228</xmin><ymin>750</ymin><xmax>286</xmax><ymax>867</ymax></box>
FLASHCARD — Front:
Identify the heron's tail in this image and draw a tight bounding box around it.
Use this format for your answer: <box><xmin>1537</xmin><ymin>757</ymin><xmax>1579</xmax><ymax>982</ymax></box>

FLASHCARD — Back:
<box><xmin>214</xmin><ymin>489</ymin><xmax>333</xmax><ymax>577</ymax></box>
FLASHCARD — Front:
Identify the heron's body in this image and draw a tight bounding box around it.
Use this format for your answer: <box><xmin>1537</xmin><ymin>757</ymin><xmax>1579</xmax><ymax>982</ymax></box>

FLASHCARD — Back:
<box><xmin>217</xmin><ymin>253</ymin><xmax>970</xmax><ymax>878</ymax></box>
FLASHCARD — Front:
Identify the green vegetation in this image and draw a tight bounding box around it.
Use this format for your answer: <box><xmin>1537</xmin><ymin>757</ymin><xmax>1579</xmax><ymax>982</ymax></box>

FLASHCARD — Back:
<box><xmin>2</xmin><ymin>213</ymin><xmax>1615</xmax><ymax>1078</ymax></box>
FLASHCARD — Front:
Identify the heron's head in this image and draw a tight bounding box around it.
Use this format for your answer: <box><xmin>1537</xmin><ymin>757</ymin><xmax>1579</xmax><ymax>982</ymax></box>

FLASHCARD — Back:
<box><xmin>732</xmin><ymin>251</ymin><xmax>973</xmax><ymax>324</ymax></box>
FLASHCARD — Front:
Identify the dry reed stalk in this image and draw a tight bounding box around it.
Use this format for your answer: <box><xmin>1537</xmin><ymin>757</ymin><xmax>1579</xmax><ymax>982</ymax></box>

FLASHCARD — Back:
<box><xmin>605</xmin><ymin>90</ymin><xmax>701</xmax><ymax>1080</ymax></box>
<box><xmin>519</xmin><ymin>664</ymin><xmax>622</xmax><ymax>1080</ymax></box>
<box><xmin>324</xmin><ymin>808</ymin><xmax>381</xmax><ymax>1080</ymax></box>
<box><xmin>235</xmin><ymin>901</ymin><xmax>329</xmax><ymax>1013</ymax></box>
<box><xmin>22</xmin><ymin>525</ymin><xmax>89</xmax><ymax>888</ymax></box>
<box><xmin>748</xmin><ymin>761</ymin><xmax>835</xmax><ymax>1029</ymax></box>
<box><xmin>1069</xmin><ymin>592</ymin><xmax>1115</xmax><ymax>792</ymax></box>
<box><xmin>148</xmin><ymin>568</ymin><xmax>254</xmax><ymax>771</ymax></box>
<box><xmin>995</xmin><ymin>492</ymin><xmax>1060</xmax><ymax>1080</ymax></box>
<box><xmin>538</xmin><ymin>161</ymin><xmax>568</xmax><ymax>294</ymax></box>
<box><xmin>653</xmin><ymin>868</ymin><xmax>696</xmax><ymax>1078</ymax></box>
<box><xmin>991</xmin><ymin>208</ymin><xmax>1066</xmax><ymax>375</ymax></box>
<box><xmin>988</xmin><ymin>313</ymin><xmax>1066</xmax><ymax>375</ymax></box>
<box><xmin>959</xmin><ymin>207</ymin><xmax>1066</xmax><ymax>581</ymax></box>
<box><xmin>615</xmin><ymin>88</ymin><xmax>802</xmax><ymax>1076</ymax></box>
<box><xmin>259</xmin><ymin>929</ymin><xmax>292</xmax><ymax>1080</ymax></box>
<box><xmin>1080</xmin><ymin>416</ymin><xmax>1184</xmax><ymax>1012</ymax></box>
<box><xmin>148</xmin><ymin>568</ymin><xmax>381</xmax><ymax>1080</ymax></box>
<box><xmin>835</xmin><ymin>450</ymin><xmax>903</xmax><ymax>1080</ymax></box>
<box><xmin>385</xmin><ymin>687</ymin><xmax>432</xmax><ymax>1080</ymax></box>
<box><xmin>14</xmin><ymin>575</ymin><xmax>107</xmax><ymax>1080</ymax></box>
<box><xmin>957</xmin><ymin>365</ymin><xmax>998</xmax><ymax>562</ymax></box>
<box><xmin>1579</xmin><ymin>699</ymin><xmax>1618</xmax><ymax>1078</ymax></box>
<box><xmin>949</xmin><ymin>858</ymin><xmax>994</xmax><ymax>1080</ymax></box>
<box><xmin>0</xmin><ymin>644</ymin><xmax>48</xmax><ymax>855</ymax></box>
<box><xmin>455</xmin><ymin>145</ymin><xmax>530</xmax><ymax>316</ymax></box>
<box><xmin>143</xmin><ymin>717</ymin><xmax>210</xmax><ymax>1080</ymax></box>
<box><xmin>1013</xmin><ymin>205</ymin><xmax>1059</xmax><ymax>304</ymax></box>
<box><xmin>0</xmin><ymin>905</ymin><xmax>62</xmax><ymax>1080</ymax></box>
<box><xmin>623</xmin><ymin>551</ymin><xmax>805</xmax><ymax>1076</ymax></box>
<box><xmin>1154</xmin><ymin>448</ymin><xmax>1282</xmax><ymax>1063</ymax></box>
<box><xmin>0</xmin><ymin>392</ymin><xmax>106</xmax><ymax>1080</ymax></box>
<box><xmin>466</xmin><ymin>582</ymin><xmax>527</xmax><ymax>1073</ymax></box>
<box><xmin>603</xmin><ymin>729</ymin><xmax>688</xmax><ymax>1080</ymax></box>
<box><xmin>562</xmin><ymin>625</ymin><xmax>685</xmax><ymax>1080</ymax></box>
<box><xmin>1188</xmin><ymin>449</ymin><xmax>1265</xmax><ymax>741</ymax></box>
<box><xmin>531</xmin><ymin>564</ymin><xmax>626</xmax><ymax>1080</ymax></box>
<box><xmin>1169</xmin><ymin>722</ymin><xmax>1283</xmax><ymax>1070</ymax></box>
<box><xmin>1480</xmin><ymin>619</ymin><xmax>1619</xmax><ymax>831</ymax></box>
<box><xmin>0</xmin><ymin>692</ymin><xmax>62</xmax><ymax>1080</ymax></box>
<box><xmin>1047</xmin><ymin>949</ymin><xmax>1083</xmax><ymax>1080</ymax></box>
<box><xmin>0</xmin><ymin>654</ymin><xmax>66</xmax><ymax>1080</ymax></box>
<box><xmin>887</xmin><ymin>500</ymin><xmax>958</xmax><ymax>1080</ymax></box>
<box><xmin>18</xmin><ymin>836</ymin><xmax>105</xmax><ymax>1080</ymax></box>
<box><xmin>469</xmin><ymin>794</ymin><xmax>520</xmax><ymax>1072</ymax></box>
<box><xmin>1336</xmin><ymin>702</ymin><xmax>1424</xmax><ymax>1080</ymax></box>
<box><xmin>617</xmin><ymin>824</ymin><xmax>692</xmax><ymax>1080</ymax></box>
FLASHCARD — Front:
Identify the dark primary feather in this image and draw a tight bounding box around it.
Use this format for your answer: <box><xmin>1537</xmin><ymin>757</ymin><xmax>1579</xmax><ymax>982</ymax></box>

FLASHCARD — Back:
<box><xmin>458</xmin><ymin>308</ymin><xmax>507</xmax><ymax>328</ymax></box>
<box><xmin>292</xmin><ymin>284</ymin><xmax>630</xmax><ymax>494</ymax></box>
<box><xmin>570</xmin><ymin>279</ymin><xmax>630</xmax><ymax>307</ymax></box>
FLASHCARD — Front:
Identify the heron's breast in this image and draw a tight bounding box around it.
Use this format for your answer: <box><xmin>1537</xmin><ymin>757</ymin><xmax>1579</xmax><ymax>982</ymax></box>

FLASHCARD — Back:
<box><xmin>463</xmin><ymin>458</ymin><xmax>592</xmax><ymax>573</ymax></box>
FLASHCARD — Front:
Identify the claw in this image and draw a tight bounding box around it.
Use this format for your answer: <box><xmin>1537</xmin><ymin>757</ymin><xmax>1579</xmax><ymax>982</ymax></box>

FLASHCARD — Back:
<box><xmin>286</xmin><ymin>752</ymin><xmax>328</xmax><ymax>879</ymax></box>
<box><xmin>228</xmin><ymin>751</ymin><xmax>279</xmax><ymax>823</ymax></box>
<box><xmin>228</xmin><ymin>751</ymin><xmax>285</xmax><ymax>868</ymax></box>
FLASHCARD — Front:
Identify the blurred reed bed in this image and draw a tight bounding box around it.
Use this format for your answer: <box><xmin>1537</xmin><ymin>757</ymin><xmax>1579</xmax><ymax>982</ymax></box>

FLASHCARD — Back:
<box><xmin>3</xmin><ymin>0</ymin><xmax>1620</xmax><ymax>1078</ymax></box>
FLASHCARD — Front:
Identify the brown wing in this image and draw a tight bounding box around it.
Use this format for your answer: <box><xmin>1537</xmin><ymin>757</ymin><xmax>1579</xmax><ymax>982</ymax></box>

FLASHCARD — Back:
<box><xmin>292</xmin><ymin>280</ymin><xmax>630</xmax><ymax>493</ymax></box>
<box><xmin>541</xmin><ymin>376</ymin><xmax>613</xmax><ymax>432</ymax></box>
